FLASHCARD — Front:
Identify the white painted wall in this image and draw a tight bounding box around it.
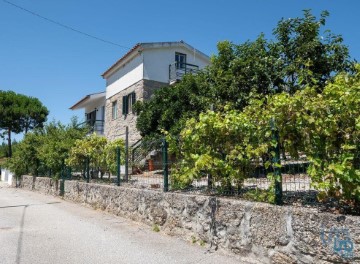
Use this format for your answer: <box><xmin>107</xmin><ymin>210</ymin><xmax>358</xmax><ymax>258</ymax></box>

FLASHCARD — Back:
<box><xmin>143</xmin><ymin>46</ymin><xmax>209</xmax><ymax>83</ymax></box>
<box><xmin>84</xmin><ymin>98</ymin><xmax>105</xmax><ymax>120</ymax></box>
<box><xmin>8</xmin><ymin>171</ymin><xmax>13</xmax><ymax>185</ymax></box>
<box><xmin>106</xmin><ymin>54</ymin><xmax>143</xmax><ymax>99</ymax></box>
<box><xmin>1</xmin><ymin>168</ymin><xmax>13</xmax><ymax>185</ymax></box>
<box><xmin>1</xmin><ymin>168</ymin><xmax>6</xmax><ymax>182</ymax></box>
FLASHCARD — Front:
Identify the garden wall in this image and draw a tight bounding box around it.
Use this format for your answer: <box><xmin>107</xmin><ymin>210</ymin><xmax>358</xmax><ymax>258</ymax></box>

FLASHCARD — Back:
<box><xmin>20</xmin><ymin>175</ymin><xmax>359</xmax><ymax>264</ymax></box>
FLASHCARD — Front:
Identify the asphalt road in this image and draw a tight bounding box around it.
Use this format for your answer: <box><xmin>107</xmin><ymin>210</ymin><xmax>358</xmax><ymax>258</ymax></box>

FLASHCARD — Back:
<box><xmin>0</xmin><ymin>183</ymin><xmax>246</xmax><ymax>264</ymax></box>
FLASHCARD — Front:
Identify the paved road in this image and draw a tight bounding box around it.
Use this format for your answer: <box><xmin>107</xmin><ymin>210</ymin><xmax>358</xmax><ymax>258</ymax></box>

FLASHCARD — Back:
<box><xmin>0</xmin><ymin>183</ymin><xmax>245</xmax><ymax>264</ymax></box>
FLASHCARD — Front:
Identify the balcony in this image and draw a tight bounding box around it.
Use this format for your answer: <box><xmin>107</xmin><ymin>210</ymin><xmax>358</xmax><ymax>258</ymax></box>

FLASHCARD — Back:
<box><xmin>169</xmin><ymin>62</ymin><xmax>199</xmax><ymax>84</ymax></box>
<box><xmin>80</xmin><ymin>120</ymin><xmax>105</xmax><ymax>135</ymax></box>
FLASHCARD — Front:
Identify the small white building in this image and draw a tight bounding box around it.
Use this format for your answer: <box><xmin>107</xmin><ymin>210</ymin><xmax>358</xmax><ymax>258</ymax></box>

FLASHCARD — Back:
<box><xmin>71</xmin><ymin>41</ymin><xmax>210</xmax><ymax>143</ymax></box>
<box><xmin>1</xmin><ymin>168</ymin><xmax>14</xmax><ymax>186</ymax></box>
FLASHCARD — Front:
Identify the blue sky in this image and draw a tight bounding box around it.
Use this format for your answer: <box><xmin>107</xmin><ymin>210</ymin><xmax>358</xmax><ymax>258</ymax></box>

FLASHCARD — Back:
<box><xmin>1</xmin><ymin>0</ymin><xmax>360</xmax><ymax>140</ymax></box>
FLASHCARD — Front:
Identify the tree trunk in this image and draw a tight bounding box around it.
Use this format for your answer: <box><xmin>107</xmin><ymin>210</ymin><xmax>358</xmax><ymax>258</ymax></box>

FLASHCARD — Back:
<box><xmin>7</xmin><ymin>128</ymin><xmax>12</xmax><ymax>158</ymax></box>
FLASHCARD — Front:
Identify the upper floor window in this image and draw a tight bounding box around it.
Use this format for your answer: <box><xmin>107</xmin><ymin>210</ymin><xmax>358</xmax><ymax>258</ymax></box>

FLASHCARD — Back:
<box><xmin>123</xmin><ymin>92</ymin><xmax>136</xmax><ymax>115</ymax></box>
<box><xmin>175</xmin><ymin>52</ymin><xmax>186</xmax><ymax>69</ymax></box>
<box><xmin>112</xmin><ymin>101</ymin><xmax>118</xmax><ymax>119</ymax></box>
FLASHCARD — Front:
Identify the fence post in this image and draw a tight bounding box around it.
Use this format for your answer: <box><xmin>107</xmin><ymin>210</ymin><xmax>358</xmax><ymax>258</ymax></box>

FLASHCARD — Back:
<box><xmin>162</xmin><ymin>138</ymin><xmax>169</xmax><ymax>192</ymax></box>
<box><xmin>271</xmin><ymin>118</ymin><xmax>282</xmax><ymax>205</ymax></box>
<box><xmin>207</xmin><ymin>174</ymin><xmax>213</xmax><ymax>190</ymax></box>
<box><xmin>83</xmin><ymin>160</ymin><xmax>86</xmax><ymax>180</ymax></box>
<box><xmin>116</xmin><ymin>146</ymin><xmax>121</xmax><ymax>186</ymax></box>
<box><xmin>67</xmin><ymin>167</ymin><xmax>72</xmax><ymax>180</ymax></box>
<box><xmin>125</xmin><ymin>126</ymin><xmax>129</xmax><ymax>181</ymax></box>
<box><xmin>60</xmin><ymin>164</ymin><xmax>65</xmax><ymax>196</ymax></box>
<box><xmin>86</xmin><ymin>157</ymin><xmax>90</xmax><ymax>183</ymax></box>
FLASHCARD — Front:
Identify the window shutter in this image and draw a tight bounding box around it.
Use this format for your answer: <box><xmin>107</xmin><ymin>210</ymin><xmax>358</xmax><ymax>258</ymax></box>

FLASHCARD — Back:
<box><xmin>132</xmin><ymin>92</ymin><xmax>136</xmax><ymax>104</ymax></box>
<box><xmin>122</xmin><ymin>95</ymin><xmax>128</xmax><ymax>115</ymax></box>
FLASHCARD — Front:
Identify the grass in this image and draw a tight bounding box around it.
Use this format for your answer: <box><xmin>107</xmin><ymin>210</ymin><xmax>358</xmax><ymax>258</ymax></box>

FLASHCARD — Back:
<box><xmin>152</xmin><ymin>224</ymin><xmax>160</xmax><ymax>232</ymax></box>
<box><xmin>191</xmin><ymin>235</ymin><xmax>197</xmax><ymax>244</ymax></box>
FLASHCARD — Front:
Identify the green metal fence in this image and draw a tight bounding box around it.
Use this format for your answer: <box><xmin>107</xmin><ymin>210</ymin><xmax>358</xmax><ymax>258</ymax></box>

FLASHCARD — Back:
<box><xmin>26</xmin><ymin>125</ymin><xmax>359</xmax><ymax>215</ymax></box>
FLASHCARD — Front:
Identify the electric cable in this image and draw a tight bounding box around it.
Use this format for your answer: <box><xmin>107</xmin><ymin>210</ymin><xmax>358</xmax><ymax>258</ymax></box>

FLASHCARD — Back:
<box><xmin>2</xmin><ymin>0</ymin><xmax>130</xmax><ymax>50</ymax></box>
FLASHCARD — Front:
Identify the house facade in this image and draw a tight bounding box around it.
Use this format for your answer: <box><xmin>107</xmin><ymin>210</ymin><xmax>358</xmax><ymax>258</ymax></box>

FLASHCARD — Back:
<box><xmin>71</xmin><ymin>41</ymin><xmax>210</xmax><ymax>144</ymax></box>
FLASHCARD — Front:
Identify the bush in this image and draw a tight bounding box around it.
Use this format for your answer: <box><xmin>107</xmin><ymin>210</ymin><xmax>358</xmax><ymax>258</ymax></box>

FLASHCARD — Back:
<box><xmin>172</xmin><ymin>66</ymin><xmax>360</xmax><ymax>202</ymax></box>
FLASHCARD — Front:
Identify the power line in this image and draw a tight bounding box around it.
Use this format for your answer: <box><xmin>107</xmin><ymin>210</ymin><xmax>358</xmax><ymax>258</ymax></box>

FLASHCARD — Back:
<box><xmin>2</xmin><ymin>0</ymin><xmax>130</xmax><ymax>50</ymax></box>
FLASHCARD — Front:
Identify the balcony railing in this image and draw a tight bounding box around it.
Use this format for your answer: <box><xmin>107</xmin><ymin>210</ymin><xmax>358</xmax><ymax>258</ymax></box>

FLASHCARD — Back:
<box><xmin>80</xmin><ymin>120</ymin><xmax>105</xmax><ymax>135</ymax></box>
<box><xmin>169</xmin><ymin>62</ymin><xmax>199</xmax><ymax>83</ymax></box>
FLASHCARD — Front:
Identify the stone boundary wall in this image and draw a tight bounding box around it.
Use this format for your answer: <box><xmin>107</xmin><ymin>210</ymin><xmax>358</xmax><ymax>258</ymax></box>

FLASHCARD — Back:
<box><xmin>20</xmin><ymin>175</ymin><xmax>359</xmax><ymax>264</ymax></box>
<box><xmin>21</xmin><ymin>175</ymin><xmax>60</xmax><ymax>196</ymax></box>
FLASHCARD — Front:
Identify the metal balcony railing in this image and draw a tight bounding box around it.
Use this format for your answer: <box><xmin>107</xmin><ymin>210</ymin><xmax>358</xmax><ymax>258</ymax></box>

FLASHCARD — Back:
<box><xmin>169</xmin><ymin>62</ymin><xmax>199</xmax><ymax>83</ymax></box>
<box><xmin>80</xmin><ymin>120</ymin><xmax>105</xmax><ymax>135</ymax></box>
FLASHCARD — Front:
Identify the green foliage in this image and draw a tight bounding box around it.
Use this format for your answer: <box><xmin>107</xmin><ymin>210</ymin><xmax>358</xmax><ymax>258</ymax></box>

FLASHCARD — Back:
<box><xmin>206</xmin><ymin>10</ymin><xmax>352</xmax><ymax>110</ymax></box>
<box><xmin>298</xmin><ymin>67</ymin><xmax>360</xmax><ymax>200</ymax></box>
<box><xmin>5</xmin><ymin>132</ymin><xmax>43</xmax><ymax>177</ymax></box>
<box><xmin>5</xmin><ymin>119</ymin><xmax>87</xmax><ymax>178</ymax></box>
<box><xmin>66</xmin><ymin>133</ymin><xmax>108</xmax><ymax>171</ymax></box>
<box><xmin>169</xmin><ymin>107</ymin><xmax>270</xmax><ymax>191</ymax></box>
<box><xmin>273</xmin><ymin>10</ymin><xmax>353</xmax><ymax>93</ymax></box>
<box><xmin>242</xmin><ymin>189</ymin><xmax>274</xmax><ymax>203</ymax></box>
<box><xmin>152</xmin><ymin>224</ymin><xmax>160</xmax><ymax>232</ymax></box>
<box><xmin>103</xmin><ymin>138</ymin><xmax>125</xmax><ymax>175</ymax></box>
<box><xmin>66</xmin><ymin>134</ymin><xmax>125</xmax><ymax>176</ymax></box>
<box><xmin>136</xmin><ymin>10</ymin><xmax>353</xmax><ymax>142</ymax></box>
<box><xmin>251</xmin><ymin>66</ymin><xmax>360</xmax><ymax>201</ymax></box>
<box><xmin>173</xmin><ymin>65</ymin><xmax>360</xmax><ymax>202</ymax></box>
<box><xmin>0</xmin><ymin>140</ymin><xmax>18</xmax><ymax>158</ymax></box>
<box><xmin>0</xmin><ymin>90</ymin><xmax>49</xmax><ymax>157</ymax></box>
<box><xmin>37</xmin><ymin>119</ymin><xmax>88</xmax><ymax>178</ymax></box>
<box><xmin>134</xmin><ymin>74</ymin><xmax>210</xmax><ymax>139</ymax></box>
<box><xmin>206</xmin><ymin>36</ymin><xmax>282</xmax><ymax>110</ymax></box>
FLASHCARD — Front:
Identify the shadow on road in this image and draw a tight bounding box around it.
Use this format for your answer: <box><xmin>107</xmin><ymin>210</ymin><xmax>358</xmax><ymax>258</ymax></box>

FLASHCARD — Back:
<box><xmin>0</xmin><ymin>201</ymin><xmax>61</xmax><ymax>209</ymax></box>
<box><xmin>0</xmin><ymin>202</ymin><xmax>60</xmax><ymax>264</ymax></box>
<box><xmin>16</xmin><ymin>205</ymin><xmax>27</xmax><ymax>264</ymax></box>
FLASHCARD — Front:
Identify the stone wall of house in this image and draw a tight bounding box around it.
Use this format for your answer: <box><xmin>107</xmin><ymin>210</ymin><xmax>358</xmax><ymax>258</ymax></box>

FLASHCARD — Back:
<box><xmin>104</xmin><ymin>79</ymin><xmax>168</xmax><ymax>145</ymax></box>
<box><xmin>19</xmin><ymin>175</ymin><xmax>360</xmax><ymax>264</ymax></box>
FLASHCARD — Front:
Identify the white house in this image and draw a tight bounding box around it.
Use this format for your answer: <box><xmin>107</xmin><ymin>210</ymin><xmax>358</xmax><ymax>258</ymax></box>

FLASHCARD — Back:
<box><xmin>71</xmin><ymin>41</ymin><xmax>210</xmax><ymax>143</ymax></box>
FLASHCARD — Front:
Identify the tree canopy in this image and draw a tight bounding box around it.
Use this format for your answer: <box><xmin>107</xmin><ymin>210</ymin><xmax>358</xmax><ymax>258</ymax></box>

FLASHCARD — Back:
<box><xmin>134</xmin><ymin>74</ymin><xmax>210</xmax><ymax>139</ymax></box>
<box><xmin>5</xmin><ymin>119</ymin><xmax>87</xmax><ymax>178</ymax></box>
<box><xmin>135</xmin><ymin>10</ymin><xmax>354</xmax><ymax>140</ymax></box>
<box><xmin>172</xmin><ymin>65</ymin><xmax>360</xmax><ymax>202</ymax></box>
<box><xmin>0</xmin><ymin>90</ymin><xmax>49</xmax><ymax>157</ymax></box>
<box><xmin>66</xmin><ymin>133</ymin><xmax>125</xmax><ymax>178</ymax></box>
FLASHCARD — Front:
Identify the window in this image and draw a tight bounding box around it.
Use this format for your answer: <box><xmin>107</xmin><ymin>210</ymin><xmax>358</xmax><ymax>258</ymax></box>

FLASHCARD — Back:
<box><xmin>175</xmin><ymin>52</ymin><xmax>186</xmax><ymax>69</ymax></box>
<box><xmin>112</xmin><ymin>101</ymin><xmax>118</xmax><ymax>119</ymax></box>
<box><xmin>123</xmin><ymin>92</ymin><xmax>136</xmax><ymax>115</ymax></box>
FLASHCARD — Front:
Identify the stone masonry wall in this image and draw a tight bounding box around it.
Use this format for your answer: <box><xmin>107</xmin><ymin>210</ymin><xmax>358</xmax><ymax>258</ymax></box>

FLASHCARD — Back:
<box><xmin>20</xmin><ymin>175</ymin><xmax>360</xmax><ymax>264</ymax></box>
<box><xmin>104</xmin><ymin>79</ymin><xmax>168</xmax><ymax>144</ymax></box>
<box><xmin>21</xmin><ymin>175</ymin><xmax>60</xmax><ymax>196</ymax></box>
